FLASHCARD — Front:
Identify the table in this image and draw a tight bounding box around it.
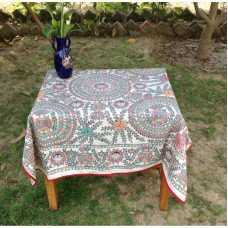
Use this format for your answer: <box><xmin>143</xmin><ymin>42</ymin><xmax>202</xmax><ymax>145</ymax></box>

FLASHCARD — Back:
<box><xmin>22</xmin><ymin>68</ymin><xmax>192</xmax><ymax>210</ymax></box>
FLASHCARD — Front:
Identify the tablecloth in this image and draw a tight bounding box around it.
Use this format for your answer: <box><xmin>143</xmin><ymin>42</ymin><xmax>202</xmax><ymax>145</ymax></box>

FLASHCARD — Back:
<box><xmin>22</xmin><ymin>68</ymin><xmax>192</xmax><ymax>203</ymax></box>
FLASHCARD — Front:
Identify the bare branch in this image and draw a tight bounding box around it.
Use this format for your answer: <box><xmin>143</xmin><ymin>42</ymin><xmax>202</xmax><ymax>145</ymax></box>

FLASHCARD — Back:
<box><xmin>214</xmin><ymin>12</ymin><xmax>227</xmax><ymax>27</ymax></box>
<box><xmin>194</xmin><ymin>2</ymin><xmax>211</xmax><ymax>24</ymax></box>
<box><xmin>209</xmin><ymin>2</ymin><xmax>219</xmax><ymax>22</ymax></box>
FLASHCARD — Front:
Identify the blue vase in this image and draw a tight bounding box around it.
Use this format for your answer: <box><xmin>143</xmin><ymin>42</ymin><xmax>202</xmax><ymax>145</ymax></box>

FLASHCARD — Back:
<box><xmin>52</xmin><ymin>36</ymin><xmax>73</xmax><ymax>79</ymax></box>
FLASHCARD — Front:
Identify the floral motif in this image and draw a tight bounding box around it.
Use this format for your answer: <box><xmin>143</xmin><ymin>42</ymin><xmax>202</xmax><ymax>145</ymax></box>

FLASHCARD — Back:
<box><xmin>102</xmin><ymin>103</ymin><xmax>146</xmax><ymax>144</ymax></box>
<box><xmin>72</xmin><ymin>104</ymin><xmax>111</xmax><ymax>145</ymax></box>
<box><xmin>175</xmin><ymin>133</ymin><xmax>186</xmax><ymax>150</ymax></box>
<box><xmin>80</xmin><ymin>127</ymin><xmax>94</xmax><ymax>137</ymax></box>
<box><xmin>23</xmin><ymin>68</ymin><xmax>192</xmax><ymax>203</ymax></box>
<box><xmin>164</xmin><ymin>90</ymin><xmax>174</xmax><ymax>97</ymax></box>
<box><xmin>113</xmin><ymin>121</ymin><xmax>126</xmax><ymax>131</ymax></box>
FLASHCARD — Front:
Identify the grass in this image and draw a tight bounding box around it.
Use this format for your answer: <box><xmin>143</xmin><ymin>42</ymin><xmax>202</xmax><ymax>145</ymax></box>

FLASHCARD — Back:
<box><xmin>0</xmin><ymin>36</ymin><xmax>226</xmax><ymax>225</ymax></box>
<box><xmin>214</xmin><ymin>148</ymin><xmax>227</xmax><ymax>168</ymax></box>
<box><xmin>127</xmin><ymin>185</ymin><xmax>146</xmax><ymax>202</ymax></box>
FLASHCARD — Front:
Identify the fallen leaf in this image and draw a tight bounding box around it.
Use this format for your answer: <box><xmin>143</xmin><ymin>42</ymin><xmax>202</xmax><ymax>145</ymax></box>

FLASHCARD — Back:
<box><xmin>1</xmin><ymin>163</ymin><xmax>6</xmax><ymax>171</ymax></box>
<box><xmin>79</xmin><ymin>46</ymin><xmax>87</xmax><ymax>55</ymax></box>
<box><xmin>111</xmin><ymin>28</ymin><xmax>116</xmax><ymax>38</ymax></box>
<box><xmin>129</xmin><ymin>211</ymin><xmax>137</xmax><ymax>215</ymax></box>
<box><xmin>11</xmin><ymin>129</ymin><xmax>26</xmax><ymax>144</ymax></box>
<box><xmin>127</xmin><ymin>38</ymin><xmax>136</xmax><ymax>44</ymax></box>
<box><xmin>94</xmin><ymin>28</ymin><xmax>99</xmax><ymax>37</ymax></box>
<box><xmin>9</xmin><ymin>51</ymin><xmax>17</xmax><ymax>58</ymax></box>
<box><xmin>22</xmin><ymin>91</ymin><xmax>31</xmax><ymax>97</ymax></box>
<box><xmin>120</xmin><ymin>191</ymin><xmax>128</xmax><ymax>196</ymax></box>
<box><xmin>22</xmin><ymin>47</ymin><xmax>32</xmax><ymax>53</ymax></box>
<box><xmin>12</xmin><ymin>36</ymin><xmax>22</xmax><ymax>43</ymax></box>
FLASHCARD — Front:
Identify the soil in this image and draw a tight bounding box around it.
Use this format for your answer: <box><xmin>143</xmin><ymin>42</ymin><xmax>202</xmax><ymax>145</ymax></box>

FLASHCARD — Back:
<box><xmin>137</xmin><ymin>35</ymin><xmax>227</xmax><ymax>71</ymax></box>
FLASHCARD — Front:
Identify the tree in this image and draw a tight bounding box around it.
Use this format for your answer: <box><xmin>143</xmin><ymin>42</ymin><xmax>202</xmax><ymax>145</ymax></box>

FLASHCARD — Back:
<box><xmin>22</xmin><ymin>3</ymin><xmax>43</xmax><ymax>30</ymax></box>
<box><xmin>194</xmin><ymin>2</ymin><xmax>227</xmax><ymax>60</ymax></box>
<box><xmin>22</xmin><ymin>2</ymin><xmax>51</xmax><ymax>43</ymax></box>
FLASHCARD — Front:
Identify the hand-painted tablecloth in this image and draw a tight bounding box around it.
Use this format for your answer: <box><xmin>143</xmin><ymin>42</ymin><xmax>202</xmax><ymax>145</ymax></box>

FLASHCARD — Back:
<box><xmin>22</xmin><ymin>68</ymin><xmax>192</xmax><ymax>203</ymax></box>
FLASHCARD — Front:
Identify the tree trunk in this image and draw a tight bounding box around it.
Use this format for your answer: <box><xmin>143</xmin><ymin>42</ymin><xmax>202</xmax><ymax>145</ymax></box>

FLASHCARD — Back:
<box><xmin>196</xmin><ymin>24</ymin><xmax>216</xmax><ymax>60</ymax></box>
<box><xmin>93</xmin><ymin>3</ymin><xmax>97</xmax><ymax>10</ymax></box>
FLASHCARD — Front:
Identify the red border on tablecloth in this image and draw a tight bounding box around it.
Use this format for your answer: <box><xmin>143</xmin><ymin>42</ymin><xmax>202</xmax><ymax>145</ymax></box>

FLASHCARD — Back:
<box><xmin>159</xmin><ymin>144</ymin><xmax>192</xmax><ymax>204</ymax></box>
<box><xmin>22</xmin><ymin>161</ymin><xmax>37</xmax><ymax>187</ymax></box>
<box><xmin>22</xmin><ymin>144</ymin><xmax>193</xmax><ymax>204</ymax></box>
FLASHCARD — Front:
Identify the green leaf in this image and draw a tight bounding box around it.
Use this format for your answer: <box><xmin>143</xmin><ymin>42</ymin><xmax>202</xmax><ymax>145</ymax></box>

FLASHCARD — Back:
<box><xmin>62</xmin><ymin>24</ymin><xmax>74</xmax><ymax>37</ymax></box>
<box><xmin>42</xmin><ymin>24</ymin><xmax>56</xmax><ymax>37</ymax></box>
<box><xmin>64</xmin><ymin>9</ymin><xmax>76</xmax><ymax>22</ymax></box>
<box><xmin>51</xmin><ymin>19</ymin><xmax>60</xmax><ymax>28</ymax></box>
<box><xmin>45</xmin><ymin>2</ymin><xmax>57</xmax><ymax>20</ymax></box>
<box><xmin>45</xmin><ymin>2</ymin><xmax>56</xmax><ymax>12</ymax></box>
<box><xmin>43</xmin><ymin>2</ymin><xmax>76</xmax><ymax>37</ymax></box>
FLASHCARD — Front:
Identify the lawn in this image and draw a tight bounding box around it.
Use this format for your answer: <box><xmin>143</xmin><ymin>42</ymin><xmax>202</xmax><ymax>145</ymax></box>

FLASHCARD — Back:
<box><xmin>0</xmin><ymin>35</ymin><xmax>226</xmax><ymax>225</ymax></box>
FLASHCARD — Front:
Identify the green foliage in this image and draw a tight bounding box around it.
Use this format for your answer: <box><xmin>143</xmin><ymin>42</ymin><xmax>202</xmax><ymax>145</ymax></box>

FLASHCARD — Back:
<box><xmin>167</xmin><ymin>7</ymin><xmax>184</xmax><ymax>24</ymax></box>
<box><xmin>139</xmin><ymin>3</ymin><xmax>184</xmax><ymax>24</ymax></box>
<box><xmin>167</xmin><ymin>15</ymin><xmax>184</xmax><ymax>25</ymax></box>
<box><xmin>139</xmin><ymin>2</ymin><xmax>169</xmax><ymax>22</ymax></box>
<box><xmin>75</xmin><ymin>19</ymin><xmax>98</xmax><ymax>36</ymax></box>
<box><xmin>97</xmin><ymin>2</ymin><xmax>138</xmax><ymax>13</ymax></box>
<box><xmin>42</xmin><ymin>2</ymin><xmax>75</xmax><ymax>38</ymax></box>
<box><xmin>173</xmin><ymin>6</ymin><xmax>184</xmax><ymax>15</ymax></box>
<box><xmin>4</xmin><ymin>2</ymin><xmax>186</xmax><ymax>26</ymax></box>
<box><xmin>3</xmin><ymin>2</ymin><xmax>42</xmax><ymax>14</ymax></box>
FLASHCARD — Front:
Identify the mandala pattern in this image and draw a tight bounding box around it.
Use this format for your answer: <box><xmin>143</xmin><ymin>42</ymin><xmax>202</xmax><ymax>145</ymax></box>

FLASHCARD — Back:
<box><xmin>69</xmin><ymin>72</ymin><xmax>130</xmax><ymax>101</ymax></box>
<box><xmin>23</xmin><ymin>68</ymin><xmax>192</xmax><ymax>203</ymax></box>
<box><xmin>129</xmin><ymin>96</ymin><xmax>180</xmax><ymax>139</ymax></box>
<box><xmin>31</xmin><ymin>99</ymin><xmax>76</xmax><ymax>148</ymax></box>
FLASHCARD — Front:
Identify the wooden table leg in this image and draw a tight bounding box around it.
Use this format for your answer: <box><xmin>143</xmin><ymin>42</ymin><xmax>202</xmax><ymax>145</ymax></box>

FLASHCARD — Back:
<box><xmin>159</xmin><ymin>166</ymin><xmax>170</xmax><ymax>211</ymax></box>
<box><xmin>44</xmin><ymin>175</ymin><xmax>59</xmax><ymax>210</ymax></box>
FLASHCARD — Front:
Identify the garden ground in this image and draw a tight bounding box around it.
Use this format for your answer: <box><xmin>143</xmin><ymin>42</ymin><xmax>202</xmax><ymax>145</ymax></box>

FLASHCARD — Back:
<box><xmin>0</xmin><ymin>34</ymin><xmax>226</xmax><ymax>225</ymax></box>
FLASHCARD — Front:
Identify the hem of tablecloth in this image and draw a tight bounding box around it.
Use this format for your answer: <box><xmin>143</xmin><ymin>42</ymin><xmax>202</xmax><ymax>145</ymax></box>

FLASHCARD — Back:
<box><xmin>162</xmin><ymin>143</ymin><xmax>193</xmax><ymax>204</ymax></box>
<box><xmin>161</xmin><ymin>166</ymin><xmax>186</xmax><ymax>204</ymax></box>
<box><xmin>22</xmin><ymin>161</ymin><xmax>37</xmax><ymax>187</ymax></box>
<box><xmin>22</xmin><ymin>143</ymin><xmax>192</xmax><ymax>204</ymax></box>
<box><xmin>37</xmin><ymin>163</ymin><xmax>162</xmax><ymax>181</ymax></box>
